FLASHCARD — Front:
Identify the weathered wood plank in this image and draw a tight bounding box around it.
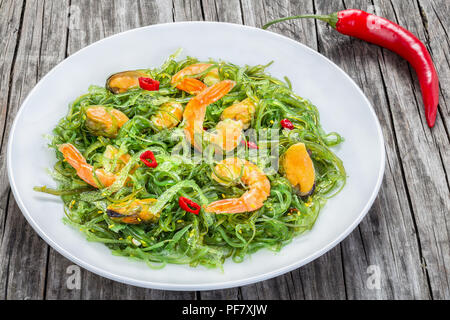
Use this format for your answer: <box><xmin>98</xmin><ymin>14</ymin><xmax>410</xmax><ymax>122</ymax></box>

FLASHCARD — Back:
<box><xmin>0</xmin><ymin>0</ymin><xmax>25</xmax><ymax>299</ymax></box>
<box><xmin>201</xmin><ymin>0</ymin><xmax>243</xmax><ymax>23</ymax></box>
<box><xmin>240</xmin><ymin>271</ymin><xmax>306</xmax><ymax>300</ymax></box>
<box><xmin>416</xmin><ymin>0</ymin><xmax>450</xmax><ymax>203</ymax></box>
<box><xmin>306</xmin><ymin>0</ymin><xmax>431</xmax><ymax>299</ymax></box>
<box><xmin>371</xmin><ymin>0</ymin><xmax>450</xmax><ymax>300</ymax></box>
<box><xmin>0</xmin><ymin>0</ymin><xmax>71</xmax><ymax>300</ymax></box>
<box><xmin>417</xmin><ymin>0</ymin><xmax>450</xmax><ymax>137</ymax></box>
<box><xmin>173</xmin><ymin>0</ymin><xmax>203</xmax><ymax>21</ymax></box>
<box><xmin>0</xmin><ymin>0</ymin><xmax>24</xmax><ymax>149</ymax></box>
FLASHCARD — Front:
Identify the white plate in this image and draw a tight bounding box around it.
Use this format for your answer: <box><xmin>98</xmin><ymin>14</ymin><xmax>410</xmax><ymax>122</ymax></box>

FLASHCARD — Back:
<box><xmin>7</xmin><ymin>22</ymin><xmax>385</xmax><ymax>291</ymax></box>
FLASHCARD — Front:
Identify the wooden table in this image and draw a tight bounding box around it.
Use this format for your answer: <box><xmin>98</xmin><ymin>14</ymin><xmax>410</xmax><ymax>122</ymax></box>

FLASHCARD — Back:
<box><xmin>0</xmin><ymin>0</ymin><xmax>448</xmax><ymax>300</ymax></box>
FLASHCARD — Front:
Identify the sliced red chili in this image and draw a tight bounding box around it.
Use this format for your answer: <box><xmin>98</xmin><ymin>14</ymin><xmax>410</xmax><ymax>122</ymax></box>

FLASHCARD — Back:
<box><xmin>247</xmin><ymin>141</ymin><xmax>259</xmax><ymax>149</ymax></box>
<box><xmin>178</xmin><ymin>196</ymin><xmax>200</xmax><ymax>215</ymax></box>
<box><xmin>140</xmin><ymin>150</ymin><xmax>158</xmax><ymax>168</ymax></box>
<box><xmin>241</xmin><ymin>139</ymin><xmax>259</xmax><ymax>149</ymax></box>
<box><xmin>280</xmin><ymin>118</ymin><xmax>294</xmax><ymax>130</ymax></box>
<box><xmin>138</xmin><ymin>77</ymin><xmax>160</xmax><ymax>91</ymax></box>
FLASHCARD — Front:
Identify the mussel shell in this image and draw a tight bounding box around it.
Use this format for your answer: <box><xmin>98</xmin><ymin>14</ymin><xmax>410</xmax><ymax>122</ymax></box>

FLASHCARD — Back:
<box><xmin>297</xmin><ymin>182</ymin><xmax>316</xmax><ymax>197</ymax></box>
<box><xmin>106</xmin><ymin>209</ymin><xmax>127</xmax><ymax>218</ymax></box>
<box><xmin>106</xmin><ymin>70</ymin><xmax>148</xmax><ymax>94</ymax></box>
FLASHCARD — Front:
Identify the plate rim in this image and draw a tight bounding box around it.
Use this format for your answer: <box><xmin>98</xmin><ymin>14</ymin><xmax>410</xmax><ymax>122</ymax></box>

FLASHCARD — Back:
<box><xmin>7</xmin><ymin>21</ymin><xmax>386</xmax><ymax>291</ymax></box>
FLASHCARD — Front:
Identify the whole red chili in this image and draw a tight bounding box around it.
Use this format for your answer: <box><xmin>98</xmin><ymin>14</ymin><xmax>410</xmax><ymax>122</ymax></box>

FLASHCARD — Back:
<box><xmin>140</xmin><ymin>150</ymin><xmax>158</xmax><ymax>168</ymax></box>
<box><xmin>264</xmin><ymin>9</ymin><xmax>439</xmax><ymax>128</ymax></box>
<box><xmin>280</xmin><ymin>118</ymin><xmax>294</xmax><ymax>130</ymax></box>
<box><xmin>138</xmin><ymin>77</ymin><xmax>160</xmax><ymax>91</ymax></box>
<box><xmin>178</xmin><ymin>197</ymin><xmax>200</xmax><ymax>215</ymax></box>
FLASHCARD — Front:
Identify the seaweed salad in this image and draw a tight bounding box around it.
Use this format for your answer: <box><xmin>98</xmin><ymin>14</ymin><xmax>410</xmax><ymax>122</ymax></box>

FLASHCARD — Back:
<box><xmin>35</xmin><ymin>50</ymin><xmax>346</xmax><ymax>269</ymax></box>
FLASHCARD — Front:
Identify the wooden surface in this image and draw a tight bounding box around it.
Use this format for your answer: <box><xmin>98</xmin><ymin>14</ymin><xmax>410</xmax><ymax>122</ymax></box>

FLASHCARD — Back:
<box><xmin>0</xmin><ymin>0</ymin><xmax>448</xmax><ymax>300</ymax></box>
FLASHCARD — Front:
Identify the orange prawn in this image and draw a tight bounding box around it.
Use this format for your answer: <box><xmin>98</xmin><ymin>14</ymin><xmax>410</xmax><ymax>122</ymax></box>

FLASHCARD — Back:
<box><xmin>59</xmin><ymin>143</ymin><xmax>129</xmax><ymax>188</ymax></box>
<box><xmin>171</xmin><ymin>63</ymin><xmax>219</xmax><ymax>94</ymax></box>
<box><xmin>205</xmin><ymin>158</ymin><xmax>271</xmax><ymax>214</ymax></box>
<box><xmin>183</xmin><ymin>80</ymin><xmax>244</xmax><ymax>152</ymax></box>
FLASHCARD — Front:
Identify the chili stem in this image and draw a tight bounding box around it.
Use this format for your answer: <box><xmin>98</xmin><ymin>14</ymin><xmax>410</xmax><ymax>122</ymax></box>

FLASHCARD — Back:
<box><xmin>262</xmin><ymin>14</ymin><xmax>338</xmax><ymax>30</ymax></box>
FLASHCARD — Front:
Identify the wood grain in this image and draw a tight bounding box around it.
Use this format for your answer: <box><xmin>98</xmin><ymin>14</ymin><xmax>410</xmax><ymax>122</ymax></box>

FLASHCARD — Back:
<box><xmin>0</xmin><ymin>0</ymin><xmax>448</xmax><ymax>300</ymax></box>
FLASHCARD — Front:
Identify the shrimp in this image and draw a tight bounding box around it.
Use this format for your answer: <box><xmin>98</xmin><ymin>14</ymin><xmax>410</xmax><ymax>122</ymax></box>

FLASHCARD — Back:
<box><xmin>150</xmin><ymin>101</ymin><xmax>184</xmax><ymax>131</ymax></box>
<box><xmin>103</xmin><ymin>145</ymin><xmax>131</xmax><ymax>172</ymax></box>
<box><xmin>107</xmin><ymin>198</ymin><xmax>158</xmax><ymax>224</ymax></box>
<box><xmin>205</xmin><ymin>158</ymin><xmax>271</xmax><ymax>214</ymax></box>
<box><xmin>85</xmin><ymin>105</ymin><xmax>129</xmax><ymax>138</ymax></box>
<box><xmin>171</xmin><ymin>63</ymin><xmax>219</xmax><ymax>94</ymax></box>
<box><xmin>59</xmin><ymin>143</ymin><xmax>128</xmax><ymax>188</ymax></box>
<box><xmin>152</xmin><ymin>64</ymin><xmax>219</xmax><ymax>132</ymax></box>
<box><xmin>183</xmin><ymin>80</ymin><xmax>244</xmax><ymax>152</ymax></box>
<box><xmin>220</xmin><ymin>98</ymin><xmax>256</xmax><ymax>130</ymax></box>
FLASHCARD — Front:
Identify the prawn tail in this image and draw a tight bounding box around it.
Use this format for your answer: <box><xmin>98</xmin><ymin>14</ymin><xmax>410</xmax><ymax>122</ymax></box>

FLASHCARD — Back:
<box><xmin>58</xmin><ymin>143</ymin><xmax>115</xmax><ymax>188</ymax></box>
<box><xmin>194</xmin><ymin>80</ymin><xmax>235</xmax><ymax>106</ymax></box>
<box><xmin>58</xmin><ymin>143</ymin><xmax>88</xmax><ymax>169</ymax></box>
<box><xmin>176</xmin><ymin>78</ymin><xmax>207</xmax><ymax>94</ymax></box>
<box><xmin>204</xmin><ymin>198</ymin><xmax>247</xmax><ymax>214</ymax></box>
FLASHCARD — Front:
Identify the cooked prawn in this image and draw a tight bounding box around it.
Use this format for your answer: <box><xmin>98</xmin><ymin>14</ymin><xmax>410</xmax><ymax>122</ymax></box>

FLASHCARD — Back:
<box><xmin>171</xmin><ymin>63</ymin><xmax>219</xmax><ymax>94</ymax></box>
<box><xmin>155</xmin><ymin>64</ymin><xmax>219</xmax><ymax>131</ymax></box>
<box><xmin>103</xmin><ymin>145</ymin><xmax>131</xmax><ymax>172</ymax></box>
<box><xmin>205</xmin><ymin>158</ymin><xmax>271</xmax><ymax>214</ymax></box>
<box><xmin>220</xmin><ymin>98</ymin><xmax>256</xmax><ymax>130</ymax></box>
<box><xmin>59</xmin><ymin>143</ymin><xmax>127</xmax><ymax>188</ymax></box>
<box><xmin>107</xmin><ymin>198</ymin><xmax>158</xmax><ymax>224</ymax></box>
<box><xmin>85</xmin><ymin>105</ymin><xmax>129</xmax><ymax>138</ymax></box>
<box><xmin>183</xmin><ymin>80</ymin><xmax>244</xmax><ymax>152</ymax></box>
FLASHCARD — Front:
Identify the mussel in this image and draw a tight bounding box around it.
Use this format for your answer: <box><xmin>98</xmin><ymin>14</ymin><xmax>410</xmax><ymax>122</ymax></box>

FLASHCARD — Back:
<box><xmin>106</xmin><ymin>198</ymin><xmax>158</xmax><ymax>224</ymax></box>
<box><xmin>84</xmin><ymin>105</ymin><xmax>129</xmax><ymax>138</ymax></box>
<box><xmin>150</xmin><ymin>102</ymin><xmax>184</xmax><ymax>131</ymax></box>
<box><xmin>281</xmin><ymin>143</ymin><xmax>316</xmax><ymax>196</ymax></box>
<box><xmin>106</xmin><ymin>70</ymin><xmax>149</xmax><ymax>94</ymax></box>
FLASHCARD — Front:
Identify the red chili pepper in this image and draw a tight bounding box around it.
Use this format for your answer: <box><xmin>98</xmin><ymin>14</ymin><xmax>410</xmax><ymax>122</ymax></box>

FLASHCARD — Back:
<box><xmin>140</xmin><ymin>150</ymin><xmax>158</xmax><ymax>168</ymax></box>
<box><xmin>138</xmin><ymin>77</ymin><xmax>160</xmax><ymax>91</ymax></box>
<box><xmin>264</xmin><ymin>9</ymin><xmax>439</xmax><ymax>128</ymax></box>
<box><xmin>280</xmin><ymin>118</ymin><xmax>294</xmax><ymax>130</ymax></box>
<box><xmin>178</xmin><ymin>197</ymin><xmax>200</xmax><ymax>215</ymax></box>
<box><xmin>241</xmin><ymin>139</ymin><xmax>259</xmax><ymax>149</ymax></box>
